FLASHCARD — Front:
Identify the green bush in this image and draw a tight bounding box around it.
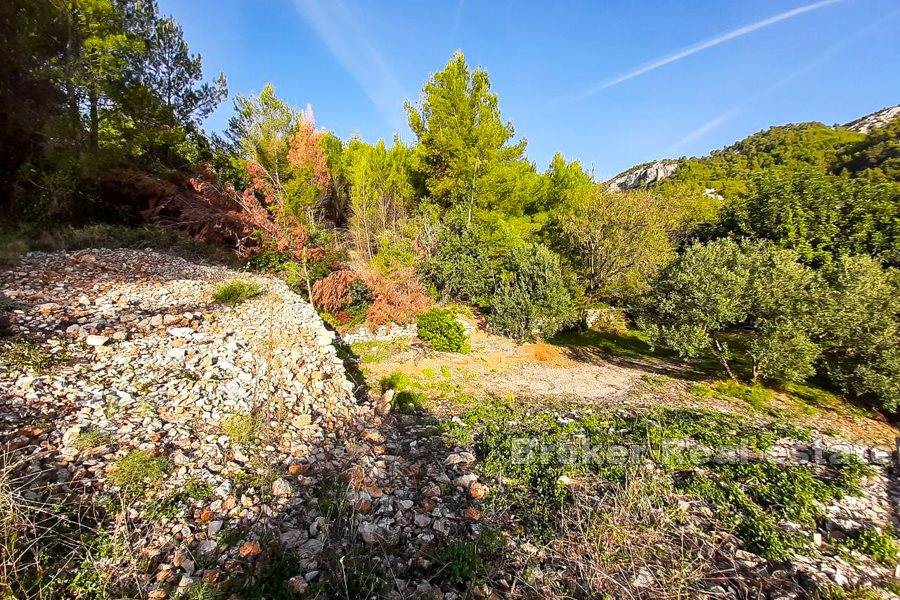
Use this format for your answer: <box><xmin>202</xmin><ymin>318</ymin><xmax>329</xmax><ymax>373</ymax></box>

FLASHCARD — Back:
<box><xmin>417</xmin><ymin>307</ymin><xmax>469</xmax><ymax>353</ymax></box>
<box><xmin>489</xmin><ymin>244</ymin><xmax>575</xmax><ymax>341</ymax></box>
<box><xmin>842</xmin><ymin>527</ymin><xmax>900</xmax><ymax>565</ymax></box>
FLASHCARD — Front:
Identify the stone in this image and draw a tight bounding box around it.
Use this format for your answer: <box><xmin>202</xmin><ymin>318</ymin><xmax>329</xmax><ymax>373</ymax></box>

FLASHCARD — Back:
<box><xmin>238</xmin><ymin>541</ymin><xmax>261</xmax><ymax>558</ymax></box>
<box><xmin>271</xmin><ymin>478</ymin><xmax>293</xmax><ymax>498</ymax></box>
<box><xmin>85</xmin><ymin>334</ymin><xmax>109</xmax><ymax>347</ymax></box>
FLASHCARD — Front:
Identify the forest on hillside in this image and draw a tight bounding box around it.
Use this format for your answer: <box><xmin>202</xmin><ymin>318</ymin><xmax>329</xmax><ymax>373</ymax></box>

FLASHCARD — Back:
<box><xmin>2</xmin><ymin>0</ymin><xmax>898</xmax><ymax>412</ymax></box>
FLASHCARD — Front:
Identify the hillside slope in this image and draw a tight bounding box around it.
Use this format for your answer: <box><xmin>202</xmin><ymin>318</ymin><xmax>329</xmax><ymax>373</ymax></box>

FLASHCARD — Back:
<box><xmin>608</xmin><ymin>105</ymin><xmax>900</xmax><ymax>196</ymax></box>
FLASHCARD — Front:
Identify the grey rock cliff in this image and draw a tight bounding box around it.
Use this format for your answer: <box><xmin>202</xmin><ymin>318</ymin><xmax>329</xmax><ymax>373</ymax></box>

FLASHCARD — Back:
<box><xmin>606</xmin><ymin>160</ymin><xmax>678</xmax><ymax>192</ymax></box>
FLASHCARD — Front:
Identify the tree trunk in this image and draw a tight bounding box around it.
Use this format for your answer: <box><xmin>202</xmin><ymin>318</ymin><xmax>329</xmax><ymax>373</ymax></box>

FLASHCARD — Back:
<box><xmin>88</xmin><ymin>90</ymin><xmax>99</xmax><ymax>152</ymax></box>
<box><xmin>713</xmin><ymin>339</ymin><xmax>737</xmax><ymax>382</ymax></box>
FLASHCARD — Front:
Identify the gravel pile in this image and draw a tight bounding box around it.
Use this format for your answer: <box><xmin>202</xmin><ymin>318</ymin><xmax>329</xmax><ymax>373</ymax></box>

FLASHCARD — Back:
<box><xmin>0</xmin><ymin>249</ymin><xmax>485</xmax><ymax>598</ymax></box>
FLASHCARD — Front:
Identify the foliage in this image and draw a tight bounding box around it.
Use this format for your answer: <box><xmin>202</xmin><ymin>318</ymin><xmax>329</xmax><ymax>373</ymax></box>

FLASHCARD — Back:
<box><xmin>553</xmin><ymin>187</ymin><xmax>676</xmax><ymax>301</ymax></box>
<box><xmin>446</xmin><ymin>397</ymin><xmax>821</xmax><ymax>555</ymax></box>
<box><xmin>312</xmin><ymin>270</ymin><xmax>365</xmax><ymax>313</ymax></box>
<box><xmin>406</xmin><ymin>51</ymin><xmax>531</xmax><ymax>216</ymax></box>
<box><xmin>421</xmin><ymin>206</ymin><xmax>530</xmax><ymax>308</ymax></box>
<box><xmin>812</xmin><ymin>256</ymin><xmax>900</xmax><ymax>410</ymax></box>
<box><xmin>223</xmin><ymin>414</ymin><xmax>260</xmax><ymax>446</ymax></box>
<box><xmin>108</xmin><ymin>450</ymin><xmax>170</xmax><ymax>493</ymax></box>
<box><xmin>841</xmin><ymin>527</ymin><xmax>900</xmax><ymax>565</ymax></box>
<box><xmin>417</xmin><ymin>308</ymin><xmax>469</xmax><ymax>353</ymax></box>
<box><xmin>489</xmin><ymin>243</ymin><xmax>576</xmax><ymax>341</ymax></box>
<box><xmin>1</xmin><ymin>0</ymin><xmax>227</xmax><ymax>221</ymax></box>
<box><xmin>642</xmin><ymin>239</ymin><xmax>899</xmax><ymax>410</ymax></box>
<box><xmin>722</xmin><ymin>170</ymin><xmax>899</xmax><ymax>266</ymax></box>
<box><xmin>640</xmin><ymin>239</ymin><xmax>817</xmax><ymax>382</ymax></box>
<box><xmin>655</xmin><ymin>121</ymin><xmax>866</xmax><ymax>200</ymax></box>
<box><xmin>834</xmin><ymin>115</ymin><xmax>900</xmax><ymax>182</ymax></box>
<box><xmin>431</xmin><ymin>543</ymin><xmax>481</xmax><ymax>584</ymax></box>
<box><xmin>212</xmin><ymin>280</ymin><xmax>262</xmax><ymax>306</ymax></box>
<box><xmin>341</xmin><ymin>137</ymin><xmax>415</xmax><ymax>259</ymax></box>
<box><xmin>73</xmin><ymin>429</ymin><xmax>112</xmax><ymax>451</ymax></box>
<box><xmin>0</xmin><ymin>339</ymin><xmax>68</xmax><ymax>374</ymax></box>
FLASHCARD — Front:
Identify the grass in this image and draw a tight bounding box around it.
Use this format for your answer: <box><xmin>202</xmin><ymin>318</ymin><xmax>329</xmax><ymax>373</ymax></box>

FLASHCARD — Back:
<box><xmin>212</xmin><ymin>280</ymin><xmax>262</xmax><ymax>306</ymax></box>
<box><xmin>551</xmin><ymin>327</ymin><xmax>667</xmax><ymax>362</ymax></box>
<box><xmin>350</xmin><ymin>339</ymin><xmax>410</xmax><ymax>364</ymax></box>
<box><xmin>107</xmin><ymin>450</ymin><xmax>170</xmax><ymax>493</ymax></box>
<box><xmin>690</xmin><ymin>380</ymin><xmax>776</xmax><ymax>410</ymax></box>
<box><xmin>553</xmin><ymin>470</ymin><xmax>711</xmax><ymax>599</ymax></box>
<box><xmin>147</xmin><ymin>478</ymin><xmax>215</xmax><ymax>519</ymax></box>
<box><xmin>222</xmin><ymin>413</ymin><xmax>260</xmax><ymax>445</ymax></box>
<box><xmin>0</xmin><ymin>339</ymin><xmax>68</xmax><ymax>374</ymax></box>
<box><xmin>444</xmin><ymin>396</ymin><xmax>873</xmax><ymax>562</ymax></box>
<box><xmin>72</xmin><ymin>429</ymin><xmax>112</xmax><ymax>451</ymax></box>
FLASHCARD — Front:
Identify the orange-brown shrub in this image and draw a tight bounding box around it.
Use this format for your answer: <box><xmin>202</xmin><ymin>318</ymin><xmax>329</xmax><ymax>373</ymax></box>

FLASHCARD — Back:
<box><xmin>311</xmin><ymin>270</ymin><xmax>360</xmax><ymax>312</ymax></box>
<box><xmin>360</xmin><ymin>268</ymin><xmax>430</xmax><ymax>327</ymax></box>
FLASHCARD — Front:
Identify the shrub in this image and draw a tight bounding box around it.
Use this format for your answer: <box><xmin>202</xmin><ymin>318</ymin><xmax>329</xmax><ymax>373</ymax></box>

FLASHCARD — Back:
<box><xmin>108</xmin><ymin>450</ymin><xmax>170</xmax><ymax>493</ymax></box>
<box><xmin>842</xmin><ymin>527</ymin><xmax>900</xmax><ymax>565</ymax></box>
<box><xmin>213</xmin><ymin>280</ymin><xmax>262</xmax><ymax>306</ymax></box>
<box><xmin>417</xmin><ymin>308</ymin><xmax>469</xmax><ymax>353</ymax></box>
<box><xmin>489</xmin><ymin>244</ymin><xmax>575</xmax><ymax>341</ymax></box>
<box><xmin>223</xmin><ymin>413</ymin><xmax>260</xmax><ymax>445</ymax></box>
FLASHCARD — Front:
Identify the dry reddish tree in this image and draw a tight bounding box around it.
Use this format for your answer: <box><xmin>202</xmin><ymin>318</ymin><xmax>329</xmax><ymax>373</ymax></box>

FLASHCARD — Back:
<box><xmin>288</xmin><ymin>105</ymin><xmax>332</xmax><ymax>199</ymax></box>
<box><xmin>312</xmin><ymin>270</ymin><xmax>361</xmax><ymax>313</ymax></box>
<box><xmin>360</xmin><ymin>268</ymin><xmax>430</xmax><ymax>326</ymax></box>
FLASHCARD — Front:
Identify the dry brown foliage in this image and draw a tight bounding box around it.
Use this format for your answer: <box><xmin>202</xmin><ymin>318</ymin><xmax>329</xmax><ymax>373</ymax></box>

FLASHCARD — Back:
<box><xmin>312</xmin><ymin>270</ymin><xmax>360</xmax><ymax>312</ymax></box>
<box><xmin>287</xmin><ymin>106</ymin><xmax>332</xmax><ymax>199</ymax></box>
<box><xmin>359</xmin><ymin>268</ymin><xmax>430</xmax><ymax>327</ymax></box>
<box><xmin>549</xmin><ymin>470</ymin><xmax>717</xmax><ymax>599</ymax></box>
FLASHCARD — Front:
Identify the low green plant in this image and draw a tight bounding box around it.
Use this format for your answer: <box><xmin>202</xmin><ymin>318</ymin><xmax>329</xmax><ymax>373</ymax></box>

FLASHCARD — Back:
<box><xmin>379</xmin><ymin>371</ymin><xmax>427</xmax><ymax>413</ymax></box>
<box><xmin>842</xmin><ymin>527</ymin><xmax>900</xmax><ymax>565</ymax></box>
<box><xmin>107</xmin><ymin>450</ymin><xmax>170</xmax><ymax>493</ymax></box>
<box><xmin>213</xmin><ymin>280</ymin><xmax>262</xmax><ymax>306</ymax></box>
<box><xmin>73</xmin><ymin>429</ymin><xmax>112</xmax><ymax>451</ymax></box>
<box><xmin>148</xmin><ymin>478</ymin><xmax>215</xmax><ymax>519</ymax></box>
<box><xmin>0</xmin><ymin>292</ymin><xmax>18</xmax><ymax>312</ymax></box>
<box><xmin>177</xmin><ymin>581</ymin><xmax>224</xmax><ymax>600</ymax></box>
<box><xmin>320</xmin><ymin>552</ymin><xmax>391</xmax><ymax>600</ymax></box>
<box><xmin>417</xmin><ymin>307</ymin><xmax>469</xmax><ymax>353</ymax></box>
<box><xmin>0</xmin><ymin>339</ymin><xmax>68</xmax><ymax>374</ymax></box>
<box><xmin>223</xmin><ymin>413</ymin><xmax>260</xmax><ymax>445</ymax></box>
<box><xmin>431</xmin><ymin>542</ymin><xmax>481</xmax><ymax>585</ymax></box>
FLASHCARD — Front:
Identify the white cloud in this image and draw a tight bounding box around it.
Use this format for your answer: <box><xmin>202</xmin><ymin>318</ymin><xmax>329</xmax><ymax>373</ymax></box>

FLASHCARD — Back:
<box><xmin>665</xmin><ymin>5</ymin><xmax>899</xmax><ymax>154</ymax></box>
<box><xmin>292</xmin><ymin>0</ymin><xmax>408</xmax><ymax>132</ymax></box>
<box><xmin>573</xmin><ymin>0</ymin><xmax>842</xmax><ymax>100</ymax></box>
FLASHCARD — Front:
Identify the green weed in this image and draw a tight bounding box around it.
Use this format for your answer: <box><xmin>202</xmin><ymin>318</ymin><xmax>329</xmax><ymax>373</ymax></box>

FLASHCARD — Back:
<box><xmin>0</xmin><ymin>339</ymin><xmax>68</xmax><ymax>374</ymax></box>
<box><xmin>841</xmin><ymin>527</ymin><xmax>900</xmax><ymax>565</ymax></box>
<box><xmin>73</xmin><ymin>429</ymin><xmax>112</xmax><ymax>451</ymax></box>
<box><xmin>212</xmin><ymin>280</ymin><xmax>262</xmax><ymax>306</ymax></box>
<box><xmin>223</xmin><ymin>413</ymin><xmax>260</xmax><ymax>445</ymax></box>
<box><xmin>107</xmin><ymin>450</ymin><xmax>170</xmax><ymax>493</ymax></box>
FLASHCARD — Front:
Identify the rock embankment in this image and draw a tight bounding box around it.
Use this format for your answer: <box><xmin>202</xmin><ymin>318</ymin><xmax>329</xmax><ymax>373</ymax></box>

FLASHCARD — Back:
<box><xmin>0</xmin><ymin>248</ymin><xmax>490</xmax><ymax>598</ymax></box>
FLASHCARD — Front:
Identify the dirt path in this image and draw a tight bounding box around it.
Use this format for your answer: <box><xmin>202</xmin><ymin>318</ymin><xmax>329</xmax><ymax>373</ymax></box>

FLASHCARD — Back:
<box><xmin>353</xmin><ymin>324</ymin><xmax>900</xmax><ymax>446</ymax></box>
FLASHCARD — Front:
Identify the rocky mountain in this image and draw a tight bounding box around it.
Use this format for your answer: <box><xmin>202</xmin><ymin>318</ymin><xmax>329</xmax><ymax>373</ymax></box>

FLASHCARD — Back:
<box><xmin>845</xmin><ymin>105</ymin><xmax>900</xmax><ymax>134</ymax></box>
<box><xmin>606</xmin><ymin>160</ymin><xmax>678</xmax><ymax>192</ymax></box>
<box><xmin>606</xmin><ymin>105</ymin><xmax>900</xmax><ymax>193</ymax></box>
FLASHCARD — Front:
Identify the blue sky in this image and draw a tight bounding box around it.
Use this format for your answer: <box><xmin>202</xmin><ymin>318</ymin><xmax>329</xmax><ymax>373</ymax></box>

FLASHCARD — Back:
<box><xmin>158</xmin><ymin>0</ymin><xmax>900</xmax><ymax>179</ymax></box>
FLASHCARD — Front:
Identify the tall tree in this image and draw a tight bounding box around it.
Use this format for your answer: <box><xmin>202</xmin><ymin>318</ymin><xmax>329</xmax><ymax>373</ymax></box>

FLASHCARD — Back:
<box><xmin>141</xmin><ymin>15</ymin><xmax>227</xmax><ymax>127</ymax></box>
<box><xmin>405</xmin><ymin>51</ymin><xmax>528</xmax><ymax>219</ymax></box>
